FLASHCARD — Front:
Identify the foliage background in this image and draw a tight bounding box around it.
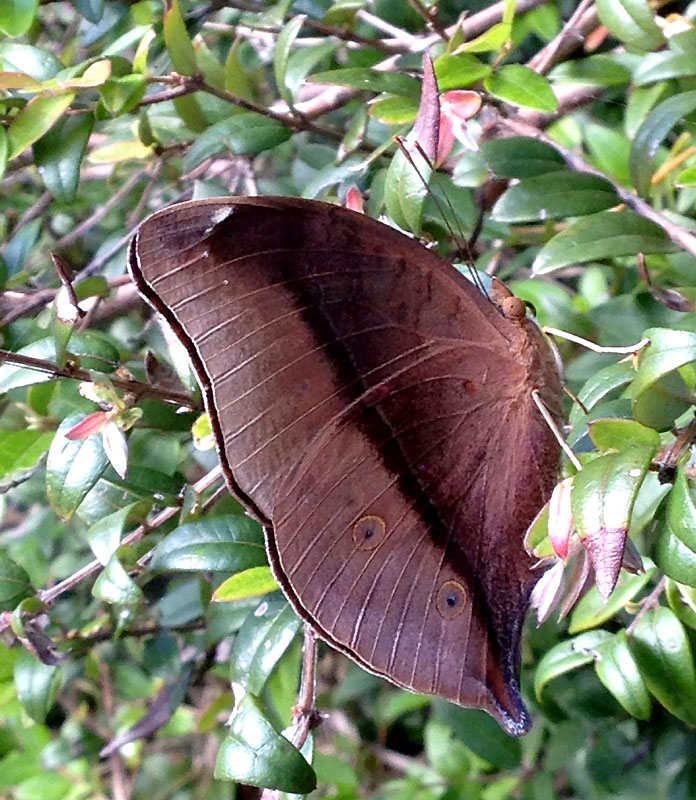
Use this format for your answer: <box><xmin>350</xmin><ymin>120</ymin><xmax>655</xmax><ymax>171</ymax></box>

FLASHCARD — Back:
<box><xmin>2</xmin><ymin>0</ymin><xmax>696</xmax><ymax>798</ymax></box>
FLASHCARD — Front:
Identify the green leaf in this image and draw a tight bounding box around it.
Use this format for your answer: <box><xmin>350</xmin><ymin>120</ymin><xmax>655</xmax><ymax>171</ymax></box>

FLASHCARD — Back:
<box><xmin>595</xmin><ymin>0</ymin><xmax>665</xmax><ymax>51</ymax></box>
<box><xmin>0</xmin><ymin>126</ymin><xmax>8</xmax><ymax>181</ymax></box>
<box><xmin>665</xmin><ymin>578</ymin><xmax>696</xmax><ymax>629</ymax></box>
<box><xmin>99</xmin><ymin>73</ymin><xmax>146</xmax><ymax>115</ymax></box>
<box><xmin>92</xmin><ymin>554</ymin><xmax>143</xmax><ymax>607</ymax></box>
<box><xmin>0</xmin><ymin>429</ymin><xmax>53</xmax><ymax>485</ymax></box>
<box><xmin>634</xmin><ymin>50</ymin><xmax>696</xmax><ymax>86</ymax></box>
<box><xmin>432</xmin><ymin>700</ymin><xmax>521</xmax><ymax>770</ymax></box>
<box><xmin>454</xmin><ymin>21</ymin><xmax>510</xmax><ymax>54</ymax></box>
<box><xmin>549</xmin><ymin>54</ymin><xmax>631</xmax><ymax>86</ymax></box>
<box><xmin>480</xmin><ymin>136</ymin><xmax>565</xmax><ymax>178</ymax></box>
<box><xmin>571</xmin><ymin>446</ymin><xmax>654</xmax><ymax>597</ymax></box>
<box><xmin>14</xmin><ymin>649</ymin><xmax>61</xmax><ymax>723</ymax></box>
<box><xmin>630</xmin><ymin>90</ymin><xmax>696</xmax><ymax>197</ymax></box>
<box><xmin>215</xmin><ymin>692</ymin><xmax>316</xmax><ymax>792</ymax></box>
<box><xmin>631</xmin><ymin>328</ymin><xmax>696</xmax><ymax>430</ymax></box>
<box><xmin>0</xmin><ymin>42</ymin><xmax>62</xmax><ymax>80</ymax></box>
<box><xmin>229</xmin><ymin>594</ymin><xmax>300</xmax><ymax>695</ymax></box>
<box><xmin>151</xmin><ymin>516</ymin><xmax>266</xmax><ymax>572</ymax></box>
<box><xmin>570</xmin><ymin>361</ymin><xmax>636</xmax><ymax>429</ymax></box>
<box><xmin>484</xmin><ymin>65</ymin><xmax>558</xmax><ymax>112</ymax></box>
<box><xmin>0</xmin><ymin>0</ymin><xmax>38</xmax><ymax>37</ymax></box>
<box><xmin>163</xmin><ymin>0</ymin><xmax>207</xmax><ymax>132</ymax></box>
<box><xmin>182</xmin><ymin>113</ymin><xmax>292</xmax><ymax>172</ymax></box>
<box><xmin>46</xmin><ymin>413</ymin><xmax>109</xmax><ymax>520</ymax></box>
<box><xmin>274</xmin><ymin>15</ymin><xmax>305</xmax><ymax>104</ymax></box>
<box><xmin>285</xmin><ymin>42</ymin><xmax>336</xmax><ymax>99</ymax></box>
<box><xmin>33</xmin><ymin>112</ymin><xmax>93</xmax><ymax>202</ymax></box>
<box><xmin>384</xmin><ymin>146</ymin><xmax>430</xmax><ymax>234</ymax></box>
<box><xmin>656</xmin><ymin>470</ymin><xmax>696</xmax><ymax>586</ymax></box>
<box><xmin>534</xmin><ymin>630</ymin><xmax>613</xmax><ymax>699</ymax></box>
<box><xmin>369</xmin><ymin>93</ymin><xmax>419</xmax><ymax>124</ymax></box>
<box><xmin>308</xmin><ymin>68</ymin><xmax>421</xmax><ymax>97</ymax></box>
<box><xmin>491</xmin><ymin>171</ymin><xmax>618</xmax><ymax>222</ymax></box>
<box><xmin>568</xmin><ymin>559</ymin><xmax>656</xmax><ymax>633</ymax></box>
<box><xmin>588</xmin><ymin>418</ymin><xmax>660</xmax><ymax>451</ymax></box>
<box><xmin>433</xmin><ymin>53</ymin><xmax>492</xmax><ymax>90</ymax></box>
<box><xmin>532</xmin><ymin>210</ymin><xmax>673</xmax><ymax>274</ymax></box>
<box><xmin>628</xmin><ymin>607</ymin><xmax>696</xmax><ymax>725</ymax></box>
<box><xmin>0</xmin><ymin>551</ymin><xmax>32</xmax><ymax>610</ymax></box>
<box><xmin>594</xmin><ymin>632</ymin><xmax>651</xmax><ymax>719</ymax></box>
<box><xmin>7</xmin><ymin>92</ymin><xmax>75</xmax><ymax>160</ymax></box>
<box><xmin>0</xmin><ymin>332</ymin><xmax>119</xmax><ymax>391</ymax></box>
<box><xmin>87</xmin><ymin>502</ymin><xmax>148</xmax><ymax>564</ymax></box>
<box><xmin>213</xmin><ymin>566</ymin><xmax>280</xmax><ymax>602</ymax></box>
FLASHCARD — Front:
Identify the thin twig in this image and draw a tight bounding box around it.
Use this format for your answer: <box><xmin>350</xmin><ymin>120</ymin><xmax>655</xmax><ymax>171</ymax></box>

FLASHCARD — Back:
<box><xmin>38</xmin><ymin>468</ymin><xmax>222</xmax><ymax>607</ymax></box>
<box><xmin>53</xmin><ymin>169</ymin><xmax>148</xmax><ymax>251</ymax></box>
<box><xmin>528</xmin><ymin>0</ymin><xmax>598</xmax><ymax>74</ymax></box>
<box><xmin>0</xmin><ymin>349</ymin><xmax>196</xmax><ymax>407</ymax></box>
<box><xmin>500</xmin><ymin>116</ymin><xmax>696</xmax><ymax>260</ymax></box>
<box><xmin>626</xmin><ymin>577</ymin><xmax>666</xmax><ymax>635</ymax></box>
<box><xmin>0</xmin><ymin>191</ymin><xmax>51</xmax><ymax>251</ymax></box>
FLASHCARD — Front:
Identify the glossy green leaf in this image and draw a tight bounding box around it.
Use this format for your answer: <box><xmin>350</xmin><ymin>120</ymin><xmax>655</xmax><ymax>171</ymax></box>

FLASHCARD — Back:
<box><xmin>0</xmin><ymin>429</ymin><xmax>54</xmax><ymax>485</ymax></box>
<box><xmin>229</xmin><ymin>594</ymin><xmax>300</xmax><ymax>695</ymax></box>
<box><xmin>532</xmin><ymin>210</ymin><xmax>673</xmax><ymax>274</ymax></box>
<box><xmin>182</xmin><ymin>113</ymin><xmax>292</xmax><ymax>172</ymax></box>
<box><xmin>0</xmin><ymin>332</ymin><xmax>119</xmax><ymax>391</ymax></box>
<box><xmin>99</xmin><ymin>74</ymin><xmax>146</xmax><ymax>115</ymax></box>
<box><xmin>584</xmin><ymin>123</ymin><xmax>631</xmax><ymax>185</ymax></box>
<box><xmin>92</xmin><ymin>554</ymin><xmax>143</xmax><ymax>607</ymax></box>
<box><xmin>213</xmin><ymin>566</ymin><xmax>280</xmax><ymax>602</ymax></box>
<box><xmin>534</xmin><ymin>630</ymin><xmax>613</xmax><ymax>699</ymax></box>
<box><xmin>369</xmin><ymin>94</ymin><xmax>419</xmax><ymax>124</ymax></box>
<box><xmin>151</xmin><ymin>515</ymin><xmax>266</xmax><ymax>573</ymax></box>
<box><xmin>484</xmin><ymin>65</ymin><xmax>558</xmax><ymax>112</ymax></box>
<box><xmin>274</xmin><ymin>15</ymin><xmax>305</xmax><ymax>104</ymax></box>
<box><xmin>630</xmin><ymin>91</ymin><xmax>696</xmax><ymax>196</ymax></box>
<box><xmin>33</xmin><ymin>112</ymin><xmax>93</xmax><ymax>202</ymax></box>
<box><xmin>14</xmin><ymin>649</ymin><xmax>61</xmax><ymax>723</ymax></box>
<box><xmin>595</xmin><ymin>0</ymin><xmax>665</xmax><ymax>51</ymax></box>
<box><xmin>454</xmin><ymin>21</ymin><xmax>510</xmax><ymax>54</ymax></box>
<box><xmin>549</xmin><ymin>54</ymin><xmax>631</xmax><ymax>86</ymax></box>
<box><xmin>588</xmin><ymin>418</ymin><xmax>660</xmax><ymax>452</ymax></box>
<box><xmin>491</xmin><ymin>171</ymin><xmax>618</xmax><ymax>222</ymax></box>
<box><xmin>285</xmin><ymin>42</ymin><xmax>336</xmax><ymax>100</ymax></box>
<box><xmin>432</xmin><ymin>701</ymin><xmax>521</xmax><ymax>771</ymax></box>
<box><xmin>628</xmin><ymin>607</ymin><xmax>696</xmax><ymax>725</ymax></box>
<box><xmin>656</xmin><ymin>521</ymin><xmax>696</xmax><ymax>588</ymax></box>
<box><xmin>433</xmin><ymin>53</ymin><xmax>492</xmax><ymax>90</ymax></box>
<box><xmin>0</xmin><ymin>551</ymin><xmax>32</xmax><ymax>610</ymax></box>
<box><xmin>384</xmin><ymin>146</ymin><xmax>430</xmax><ymax>234</ymax></box>
<box><xmin>0</xmin><ymin>0</ymin><xmax>38</xmax><ymax>37</ymax></box>
<box><xmin>215</xmin><ymin>692</ymin><xmax>316</xmax><ymax>792</ymax></box>
<box><xmin>46</xmin><ymin>413</ymin><xmax>109</xmax><ymax>520</ymax></box>
<box><xmin>568</xmin><ymin>559</ymin><xmax>656</xmax><ymax>633</ymax></box>
<box><xmin>480</xmin><ymin>136</ymin><xmax>565</xmax><ymax>178</ymax></box>
<box><xmin>676</xmin><ymin>164</ymin><xmax>696</xmax><ymax>188</ymax></box>
<box><xmin>631</xmin><ymin>328</ymin><xmax>696</xmax><ymax>430</ymax></box>
<box><xmin>634</xmin><ymin>51</ymin><xmax>696</xmax><ymax>86</ymax></box>
<box><xmin>7</xmin><ymin>92</ymin><xmax>75</xmax><ymax>160</ymax></box>
<box><xmin>308</xmin><ymin>68</ymin><xmax>421</xmax><ymax>97</ymax></box>
<box><xmin>594</xmin><ymin>632</ymin><xmax>651</xmax><ymax>719</ymax></box>
<box><xmin>667</xmin><ymin>469</ymin><xmax>696</xmax><ymax>553</ymax></box>
<box><xmin>665</xmin><ymin>578</ymin><xmax>696</xmax><ymax>629</ymax></box>
<box><xmin>163</xmin><ymin>0</ymin><xmax>207</xmax><ymax>132</ymax></box>
<box><xmin>0</xmin><ymin>42</ymin><xmax>62</xmax><ymax>80</ymax></box>
<box><xmin>572</xmin><ymin>446</ymin><xmax>654</xmax><ymax>597</ymax></box>
<box><xmin>87</xmin><ymin>502</ymin><xmax>147</xmax><ymax>564</ymax></box>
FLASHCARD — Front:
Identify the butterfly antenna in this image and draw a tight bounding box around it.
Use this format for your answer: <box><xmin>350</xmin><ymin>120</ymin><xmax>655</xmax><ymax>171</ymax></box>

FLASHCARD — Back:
<box><xmin>395</xmin><ymin>136</ymin><xmax>488</xmax><ymax>298</ymax></box>
<box><xmin>532</xmin><ymin>390</ymin><xmax>582</xmax><ymax>471</ymax></box>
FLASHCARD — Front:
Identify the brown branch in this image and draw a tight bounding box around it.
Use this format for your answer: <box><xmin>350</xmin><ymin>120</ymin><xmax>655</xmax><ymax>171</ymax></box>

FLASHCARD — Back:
<box><xmin>528</xmin><ymin>0</ymin><xmax>599</xmax><ymax>74</ymax></box>
<box><xmin>0</xmin><ymin>349</ymin><xmax>196</xmax><ymax>408</ymax></box>
<box><xmin>499</xmin><ymin>116</ymin><xmax>696</xmax><ymax>259</ymax></box>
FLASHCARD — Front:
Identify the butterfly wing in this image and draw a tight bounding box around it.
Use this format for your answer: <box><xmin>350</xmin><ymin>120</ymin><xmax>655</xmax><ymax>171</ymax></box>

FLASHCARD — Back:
<box><xmin>129</xmin><ymin>196</ymin><xmax>562</xmax><ymax>734</ymax></box>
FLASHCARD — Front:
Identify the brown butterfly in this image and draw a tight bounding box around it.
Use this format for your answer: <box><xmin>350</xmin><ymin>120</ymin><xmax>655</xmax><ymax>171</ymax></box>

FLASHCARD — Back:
<box><xmin>128</xmin><ymin>196</ymin><xmax>563</xmax><ymax>735</ymax></box>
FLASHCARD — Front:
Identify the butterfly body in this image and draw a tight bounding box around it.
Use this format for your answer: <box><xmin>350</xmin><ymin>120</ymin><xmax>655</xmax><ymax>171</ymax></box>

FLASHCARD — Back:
<box><xmin>129</xmin><ymin>196</ymin><xmax>562</xmax><ymax>735</ymax></box>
